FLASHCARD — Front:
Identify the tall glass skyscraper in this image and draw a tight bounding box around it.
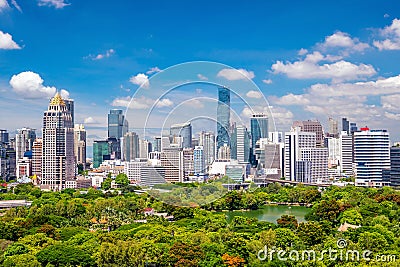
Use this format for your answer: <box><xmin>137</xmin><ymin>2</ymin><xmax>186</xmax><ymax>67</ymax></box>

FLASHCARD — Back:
<box><xmin>250</xmin><ymin>113</ymin><xmax>268</xmax><ymax>149</ymax></box>
<box><xmin>216</xmin><ymin>86</ymin><xmax>230</xmax><ymax>154</ymax></box>
<box><xmin>170</xmin><ymin>122</ymin><xmax>192</xmax><ymax>148</ymax></box>
<box><xmin>108</xmin><ymin>109</ymin><xmax>129</xmax><ymax>139</ymax></box>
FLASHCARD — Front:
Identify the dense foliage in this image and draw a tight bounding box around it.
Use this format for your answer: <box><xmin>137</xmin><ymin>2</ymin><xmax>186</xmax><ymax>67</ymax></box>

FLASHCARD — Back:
<box><xmin>0</xmin><ymin>183</ymin><xmax>399</xmax><ymax>266</ymax></box>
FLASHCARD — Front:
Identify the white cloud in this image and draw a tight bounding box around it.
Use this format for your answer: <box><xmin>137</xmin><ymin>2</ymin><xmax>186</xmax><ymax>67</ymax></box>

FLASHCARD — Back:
<box><xmin>90</xmin><ymin>49</ymin><xmax>115</xmax><ymax>60</ymax></box>
<box><xmin>83</xmin><ymin>117</ymin><xmax>98</xmax><ymax>124</ymax></box>
<box><xmin>0</xmin><ymin>30</ymin><xmax>21</xmax><ymax>50</ymax></box>
<box><xmin>373</xmin><ymin>18</ymin><xmax>400</xmax><ymax>50</ymax></box>
<box><xmin>129</xmin><ymin>73</ymin><xmax>149</xmax><ymax>88</ymax></box>
<box><xmin>9</xmin><ymin>71</ymin><xmax>69</xmax><ymax>99</ymax></box>
<box><xmin>381</xmin><ymin>94</ymin><xmax>400</xmax><ymax>111</ymax></box>
<box><xmin>182</xmin><ymin>99</ymin><xmax>205</xmax><ymax>109</ymax></box>
<box><xmin>0</xmin><ymin>0</ymin><xmax>9</xmax><ymax>12</ymax></box>
<box><xmin>384</xmin><ymin>112</ymin><xmax>400</xmax><ymax>120</ymax></box>
<box><xmin>271</xmin><ymin>51</ymin><xmax>376</xmax><ymax>82</ymax></box>
<box><xmin>38</xmin><ymin>0</ymin><xmax>70</xmax><ymax>9</ymax></box>
<box><xmin>217</xmin><ymin>68</ymin><xmax>255</xmax><ymax>81</ymax></box>
<box><xmin>246</xmin><ymin>90</ymin><xmax>263</xmax><ymax>99</ymax></box>
<box><xmin>60</xmin><ymin>89</ymin><xmax>69</xmax><ymax>99</ymax></box>
<box><xmin>384</xmin><ymin>14</ymin><xmax>390</xmax><ymax>18</ymax></box>
<box><xmin>298</xmin><ymin>48</ymin><xmax>308</xmax><ymax>55</ymax></box>
<box><xmin>111</xmin><ymin>96</ymin><xmax>172</xmax><ymax>109</ymax></box>
<box><xmin>11</xmin><ymin>0</ymin><xmax>21</xmax><ymax>12</ymax></box>
<box><xmin>270</xmin><ymin>93</ymin><xmax>310</xmax><ymax>105</ymax></box>
<box><xmin>197</xmin><ymin>74</ymin><xmax>208</xmax><ymax>81</ymax></box>
<box><xmin>146</xmin><ymin>67</ymin><xmax>161</xmax><ymax>75</ymax></box>
<box><xmin>155</xmin><ymin>98</ymin><xmax>173</xmax><ymax>108</ymax></box>
<box><xmin>262</xmin><ymin>79</ymin><xmax>273</xmax><ymax>84</ymax></box>
<box><xmin>320</xmin><ymin>31</ymin><xmax>369</xmax><ymax>52</ymax></box>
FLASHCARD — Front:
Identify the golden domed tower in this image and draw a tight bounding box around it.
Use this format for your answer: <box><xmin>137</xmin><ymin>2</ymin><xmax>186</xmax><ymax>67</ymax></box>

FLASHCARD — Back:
<box><xmin>41</xmin><ymin>92</ymin><xmax>74</xmax><ymax>190</ymax></box>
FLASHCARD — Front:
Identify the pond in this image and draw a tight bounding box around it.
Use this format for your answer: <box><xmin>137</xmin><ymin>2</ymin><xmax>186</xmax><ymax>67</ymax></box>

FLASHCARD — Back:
<box><xmin>224</xmin><ymin>205</ymin><xmax>310</xmax><ymax>224</ymax></box>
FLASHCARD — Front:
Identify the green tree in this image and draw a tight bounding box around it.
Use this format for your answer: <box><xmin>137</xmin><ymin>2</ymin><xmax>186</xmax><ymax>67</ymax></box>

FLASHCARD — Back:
<box><xmin>36</xmin><ymin>244</ymin><xmax>94</xmax><ymax>267</ymax></box>
<box><xmin>115</xmin><ymin>173</ymin><xmax>129</xmax><ymax>186</ymax></box>
<box><xmin>4</xmin><ymin>243</ymin><xmax>29</xmax><ymax>257</ymax></box>
<box><xmin>340</xmin><ymin>208</ymin><xmax>363</xmax><ymax>225</ymax></box>
<box><xmin>3</xmin><ymin>254</ymin><xmax>41</xmax><ymax>267</ymax></box>
<box><xmin>276</xmin><ymin>215</ymin><xmax>298</xmax><ymax>229</ymax></box>
<box><xmin>102</xmin><ymin>177</ymin><xmax>112</xmax><ymax>190</ymax></box>
<box><xmin>297</xmin><ymin>221</ymin><xmax>326</xmax><ymax>246</ymax></box>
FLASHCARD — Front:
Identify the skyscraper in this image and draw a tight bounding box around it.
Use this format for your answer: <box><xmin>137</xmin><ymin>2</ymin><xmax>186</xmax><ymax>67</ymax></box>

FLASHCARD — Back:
<box><xmin>108</xmin><ymin>109</ymin><xmax>129</xmax><ymax>140</ymax></box>
<box><xmin>250</xmin><ymin>113</ymin><xmax>268</xmax><ymax>149</ymax></box>
<box><xmin>160</xmin><ymin>147</ymin><xmax>184</xmax><ymax>183</ymax></box>
<box><xmin>292</xmin><ymin>120</ymin><xmax>324</xmax><ymax>147</ymax></box>
<box><xmin>194</xmin><ymin>146</ymin><xmax>205</xmax><ymax>175</ymax></box>
<box><xmin>122</xmin><ymin>132</ymin><xmax>139</xmax><ymax>161</ymax></box>
<box><xmin>199</xmin><ymin>131</ymin><xmax>215</xmax><ymax>167</ymax></box>
<box><xmin>342</xmin><ymin>118</ymin><xmax>350</xmax><ymax>134</ymax></box>
<box><xmin>339</xmin><ymin>131</ymin><xmax>353</xmax><ymax>176</ymax></box>
<box><xmin>354</xmin><ymin>128</ymin><xmax>390</xmax><ymax>187</ymax></box>
<box><xmin>284</xmin><ymin>127</ymin><xmax>328</xmax><ymax>183</ymax></box>
<box><xmin>0</xmin><ymin>129</ymin><xmax>9</xmax><ymax>144</ymax></box>
<box><xmin>64</xmin><ymin>99</ymin><xmax>74</xmax><ymax>125</ymax></box>
<box><xmin>154</xmin><ymin>137</ymin><xmax>162</xmax><ymax>152</ymax></box>
<box><xmin>139</xmin><ymin>139</ymin><xmax>152</xmax><ymax>158</ymax></box>
<box><xmin>231</xmin><ymin>125</ymin><xmax>250</xmax><ymax>163</ymax></box>
<box><xmin>170</xmin><ymin>122</ymin><xmax>192</xmax><ymax>148</ymax></box>
<box><xmin>15</xmin><ymin>127</ymin><xmax>36</xmax><ymax>160</ymax></box>
<box><xmin>216</xmin><ymin>86</ymin><xmax>230</xmax><ymax>153</ymax></box>
<box><xmin>41</xmin><ymin>93</ymin><xmax>74</xmax><ymax>190</ymax></box>
<box><xmin>390</xmin><ymin>146</ymin><xmax>400</xmax><ymax>187</ymax></box>
<box><xmin>328</xmin><ymin>117</ymin><xmax>338</xmax><ymax>137</ymax></box>
<box><xmin>74</xmin><ymin>124</ymin><xmax>86</xmax><ymax>167</ymax></box>
<box><xmin>93</xmin><ymin>140</ymin><xmax>110</xmax><ymax>168</ymax></box>
<box><xmin>32</xmin><ymin>138</ymin><xmax>42</xmax><ymax>179</ymax></box>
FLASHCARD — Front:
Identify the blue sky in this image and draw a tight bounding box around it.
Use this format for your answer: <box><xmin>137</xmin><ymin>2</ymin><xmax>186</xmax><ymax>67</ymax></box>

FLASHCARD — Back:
<box><xmin>1</xmin><ymin>0</ymin><xmax>400</xmax><ymax>153</ymax></box>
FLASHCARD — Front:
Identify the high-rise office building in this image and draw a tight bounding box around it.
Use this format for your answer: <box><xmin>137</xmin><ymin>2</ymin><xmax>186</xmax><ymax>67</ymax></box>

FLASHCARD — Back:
<box><xmin>194</xmin><ymin>146</ymin><xmax>205</xmax><ymax>175</ymax></box>
<box><xmin>15</xmin><ymin>127</ymin><xmax>36</xmax><ymax>160</ymax></box>
<box><xmin>354</xmin><ymin>128</ymin><xmax>390</xmax><ymax>187</ymax></box>
<box><xmin>339</xmin><ymin>131</ymin><xmax>353</xmax><ymax>176</ymax></box>
<box><xmin>108</xmin><ymin>109</ymin><xmax>129</xmax><ymax>140</ymax></box>
<box><xmin>199</xmin><ymin>131</ymin><xmax>215</xmax><ymax>167</ymax></box>
<box><xmin>183</xmin><ymin>148</ymin><xmax>194</xmax><ymax>181</ymax></box>
<box><xmin>160</xmin><ymin>147</ymin><xmax>184</xmax><ymax>183</ymax></box>
<box><xmin>32</xmin><ymin>138</ymin><xmax>42</xmax><ymax>179</ymax></box>
<box><xmin>390</xmin><ymin>146</ymin><xmax>400</xmax><ymax>187</ymax></box>
<box><xmin>73</xmin><ymin>124</ymin><xmax>86</xmax><ymax>167</ymax></box>
<box><xmin>328</xmin><ymin>117</ymin><xmax>338</xmax><ymax>137</ymax></box>
<box><xmin>250</xmin><ymin>113</ymin><xmax>268</xmax><ymax>149</ymax></box>
<box><xmin>231</xmin><ymin>125</ymin><xmax>250</xmax><ymax>163</ymax></box>
<box><xmin>350</xmin><ymin>122</ymin><xmax>358</xmax><ymax>134</ymax></box>
<box><xmin>170</xmin><ymin>122</ymin><xmax>192</xmax><ymax>148</ymax></box>
<box><xmin>41</xmin><ymin>93</ymin><xmax>74</xmax><ymax>190</ymax></box>
<box><xmin>284</xmin><ymin>127</ymin><xmax>328</xmax><ymax>183</ymax></box>
<box><xmin>122</xmin><ymin>132</ymin><xmax>139</xmax><ymax>161</ymax></box>
<box><xmin>64</xmin><ymin>99</ymin><xmax>74</xmax><ymax>125</ymax></box>
<box><xmin>292</xmin><ymin>120</ymin><xmax>324</xmax><ymax>147</ymax></box>
<box><xmin>154</xmin><ymin>137</ymin><xmax>162</xmax><ymax>152</ymax></box>
<box><xmin>139</xmin><ymin>139</ymin><xmax>152</xmax><ymax>158</ymax></box>
<box><xmin>342</xmin><ymin>118</ymin><xmax>350</xmax><ymax>134</ymax></box>
<box><xmin>218</xmin><ymin>144</ymin><xmax>231</xmax><ymax>160</ymax></box>
<box><xmin>216</xmin><ymin>86</ymin><xmax>230</xmax><ymax>153</ymax></box>
<box><xmin>0</xmin><ymin>129</ymin><xmax>9</xmax><ymax>144</ymax></box>
<box><xmin>93</xmin><ymin>140</ymin><xmax>110</xmax><ymax>168</ymax></box>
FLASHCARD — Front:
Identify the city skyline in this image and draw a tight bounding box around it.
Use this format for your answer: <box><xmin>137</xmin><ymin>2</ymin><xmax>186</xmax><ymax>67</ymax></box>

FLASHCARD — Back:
<box><xmin>1</xmin><ymin>1</ymin><xmax>400</xmax><ymax>149</ymax></box>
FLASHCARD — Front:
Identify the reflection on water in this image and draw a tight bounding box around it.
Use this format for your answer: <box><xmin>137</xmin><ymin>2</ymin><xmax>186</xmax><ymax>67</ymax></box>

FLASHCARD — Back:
<box><xmin>224</xmin><ymin>205</ymin><xmax>310</xmax><ymax>224</ymax></box>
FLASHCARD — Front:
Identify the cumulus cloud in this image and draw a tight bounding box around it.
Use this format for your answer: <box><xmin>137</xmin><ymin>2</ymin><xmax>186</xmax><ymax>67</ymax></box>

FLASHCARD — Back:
<box><xmin>373</xmin><ymin>18</ymin><xmax>400</xmax><ymax>50</ymax></box>
<box><xmin>217</xmin><ymin>68</ymin><xmax>255</xmax><ymax>81</ymax></box>
<box><xmin>319</xmin><ymin>31</ymin><xmax>369</xmax><ymax>52</ymax></box>
<box><xmin>155</xmin><ymin>98</ymin><xmax>174</xmax><ymax>108</ymax></box>
<box><xmin>87</xmin><ymin>49</ymin><xmax>115</xmax><ymax>60</ymax></box>
<box><xmin>9</xmin><ymin>71</ymin><xmax>69</xmax><ymax>99</ymax></box>
<box><xmin>146</xmin><ymin>67</ymin><xmax>161</xmax><ymax>75</ymax></box>
<box><xmin>0</xmin><ymin>30</ymin><xmax>21</xmax><ymax>50</ymax></box>
<box><xmin>83</xmin><ymin>117</ymin><xmax>98</xmax><ymax>124</ymax></box>
<box><xmin>298</xmin><ymin>48</ymin><xmax>308</xmax><ymax>55</ymax></box>
<box><xmin>111</xmin><ymin>96</ymin><xmax>173</xmax><ymax>109</ymax></box>
<box><xmin>129</xmin><ymin>73</ymin><xmax>149</xmax><ymax>88</ymax></box>
<box><xmin>271</xmin><ymin>51</ymin><xmax>376</xmax><ymax>82</ymax></box>
<box><xmin>38</xmin><ymin>0</ymin><xmax>70</xmax><ymax>9</ymax></box>
<box><xmin>270</xmin><ymin>93</ymin><xmax>311</xmax><ymax>105</ymax></box>
<box><xmin>262</xmin><ymin>79</ymin><xmax>273</xmax><ymax>84</ymax></box>
<box><xmin>381</xmin><ymin>94</ymin><xmax>400</xmax><ymax>111</ymax></box>
<box><xmin>246</xmin><ymin>90</ymin><xmax>263</xmax><ymax>99</ymax></box>
<box><xmin>197</xmin><ymin>74</ymin><xmax>208</xmax><ymax>81</ymax></box>
<box><xmin>60</xmin><ymin>89</ymin><xmax>69</xmax><ymax>99</ymax></box>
